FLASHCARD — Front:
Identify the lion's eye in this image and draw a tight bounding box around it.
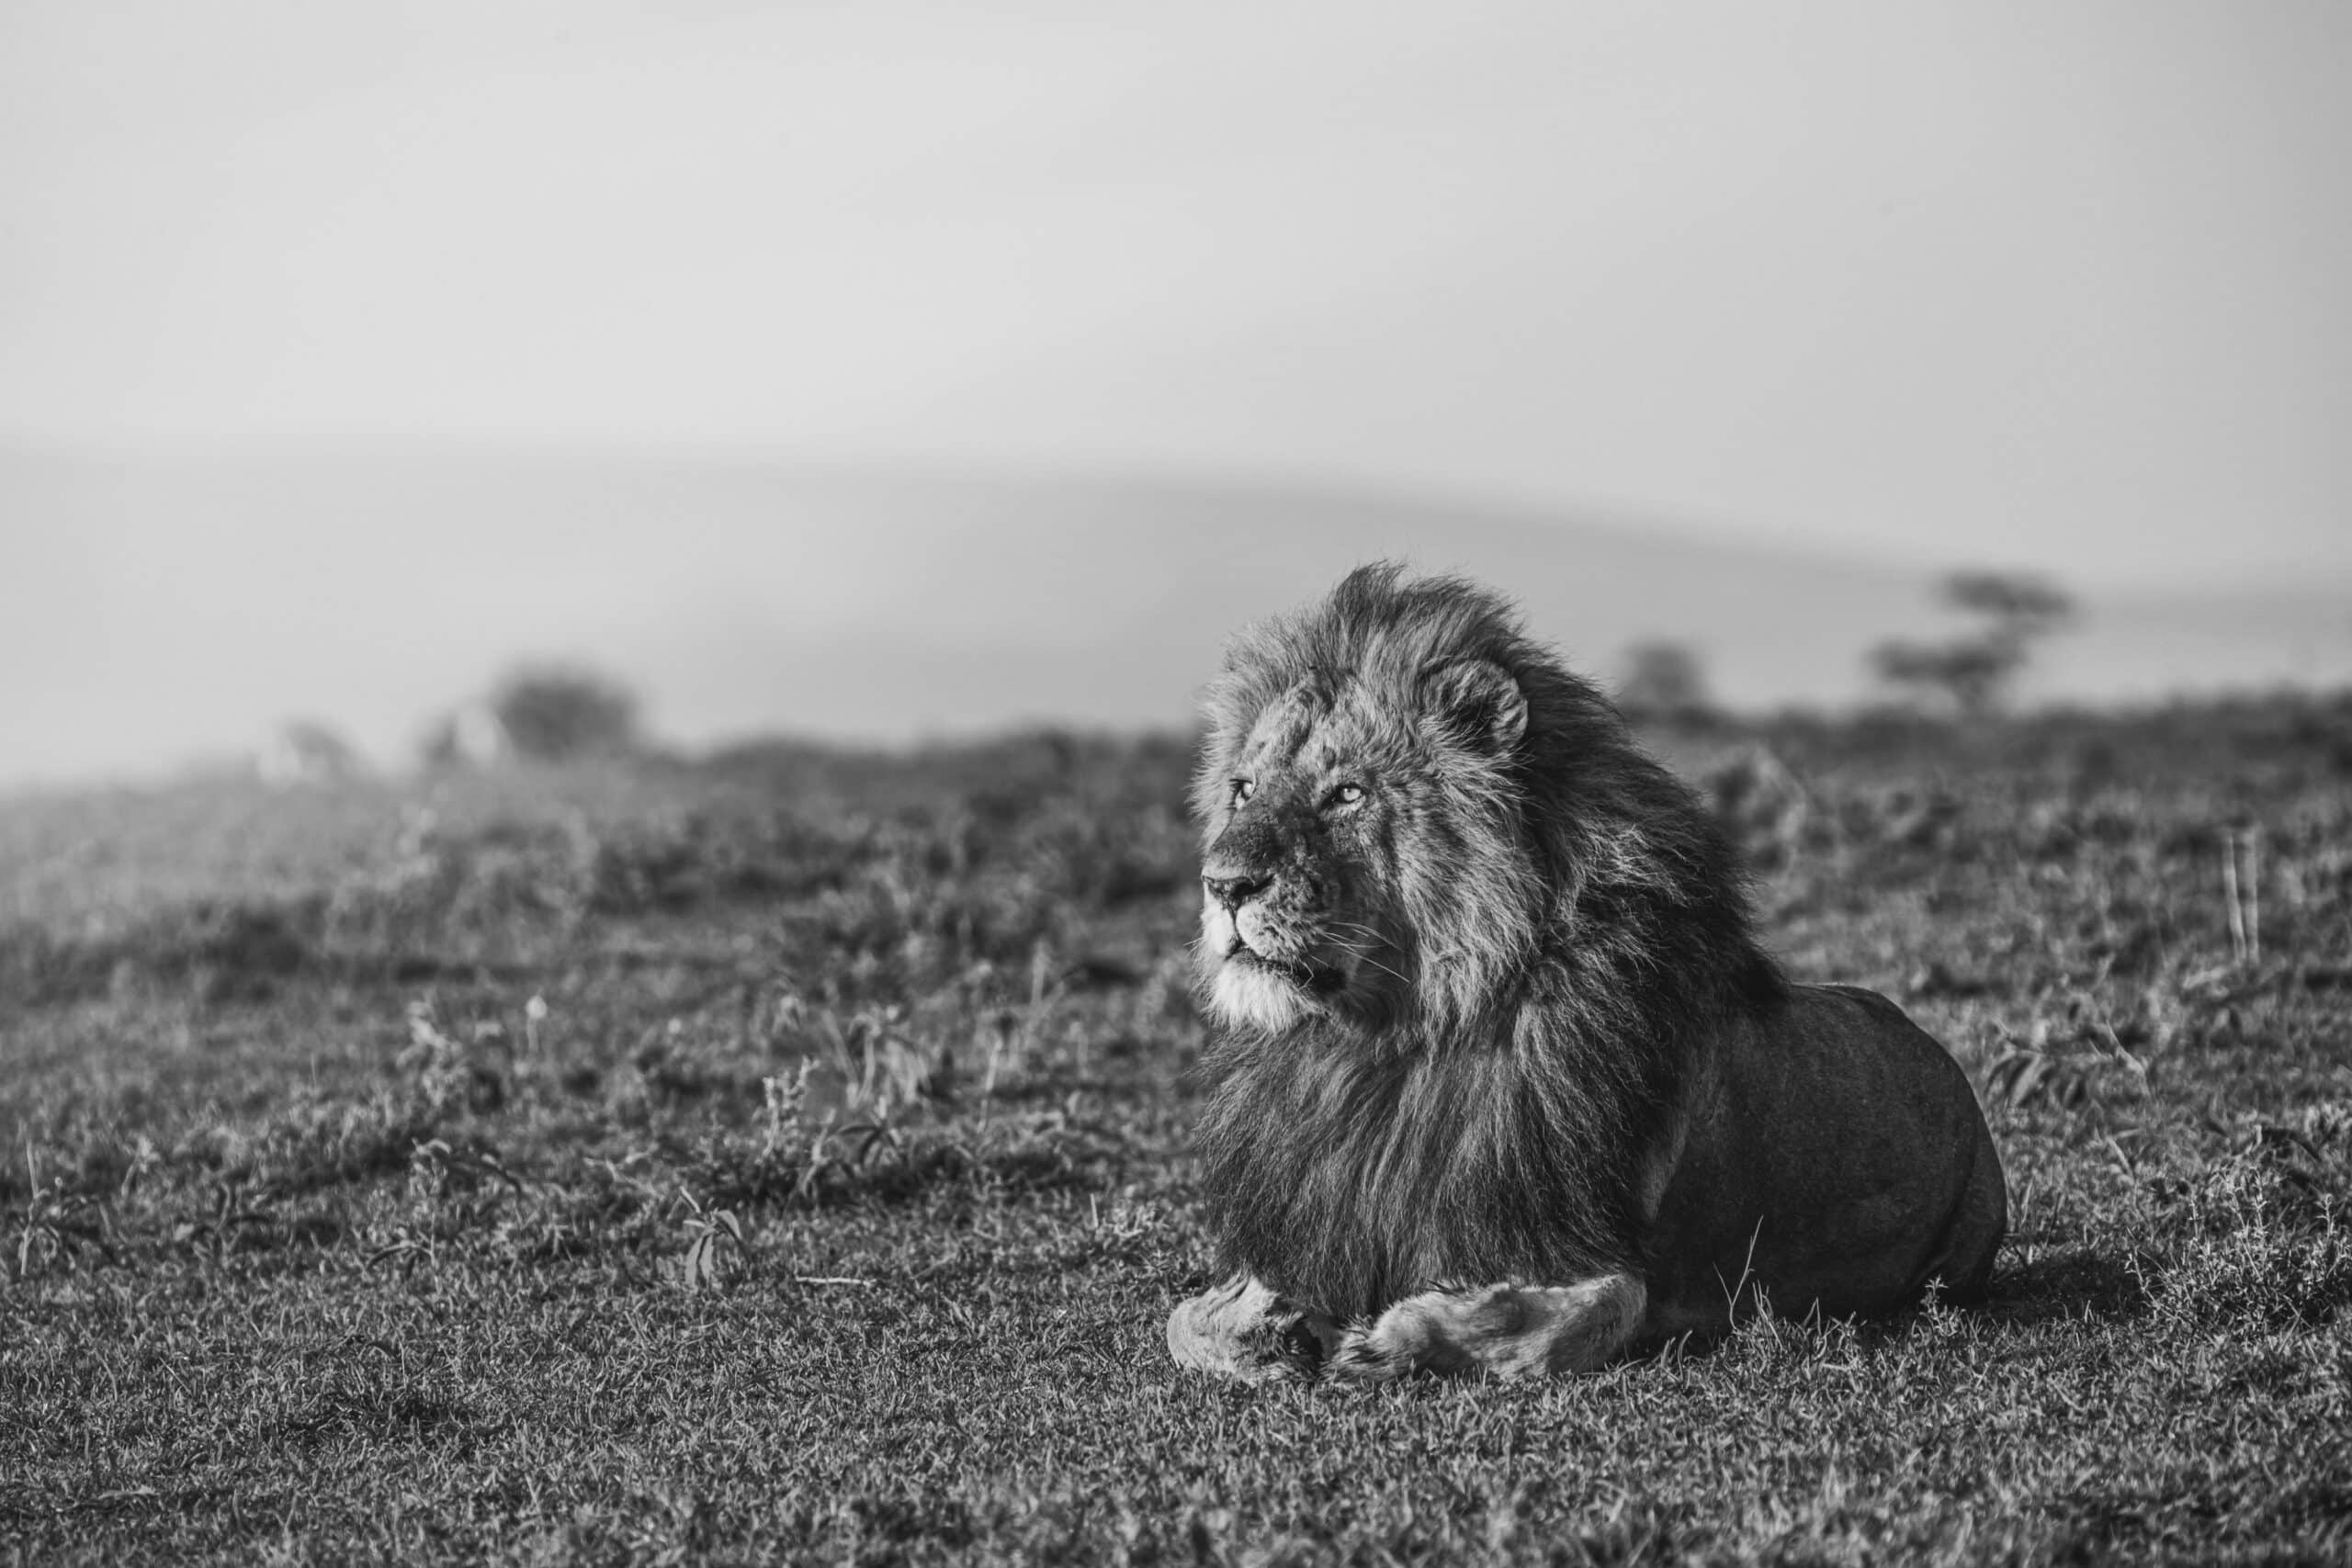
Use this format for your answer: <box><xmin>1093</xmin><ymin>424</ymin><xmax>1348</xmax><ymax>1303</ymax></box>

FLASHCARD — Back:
<box><xmin>1327</xmin><ymin>783</ymin><xmax>1365</xmax><ymax>809</ymax></box>
<box><xmin>1231</xmin><ymin>778</ymin><xmax>1255</xmax><ymax>805</ymax></box>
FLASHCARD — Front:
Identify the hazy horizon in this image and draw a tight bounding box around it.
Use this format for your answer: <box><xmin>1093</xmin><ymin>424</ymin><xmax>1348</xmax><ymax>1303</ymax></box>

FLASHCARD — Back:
<box><xmin>7</xmin><ymin>447</ymin><xmax>2349</xmax><ymax>791</ymax></box>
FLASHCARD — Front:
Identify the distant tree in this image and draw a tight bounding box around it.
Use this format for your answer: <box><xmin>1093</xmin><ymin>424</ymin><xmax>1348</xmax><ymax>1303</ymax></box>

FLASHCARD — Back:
<box><xmin>1871</xmin><ymin>570</ymin><xmax>2075</xmax><ymax>717</ymax></box>
<box><xmin>1616</xmin><ymin>640</ymin><xmax>1716</xmax><ymax>724</ymax></box>
<box><xmin>1942</xmin><ymin>571</ymin><xmax>2074</xmax><ymax>635</ymax></box>
<box><xmin>1870</xmin><ymin>640</ymin><xmax>2019</xmax><ymax>718</ymax></box>
<box><xmin>484</xmin><ymin>665</ymin><xmax>641</xmax><ymax>761</ymax></box>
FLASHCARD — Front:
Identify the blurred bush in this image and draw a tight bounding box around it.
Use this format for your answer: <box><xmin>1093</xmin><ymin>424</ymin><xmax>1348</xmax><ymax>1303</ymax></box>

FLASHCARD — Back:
<box><xmin>1616</xmin><ymin>639</ymin><xmax>1718</xmax><ymax>726</ymax></box>
<box><xmin>257</xmin><ymin>719</ymin><xmax>363</xmax><ymax>786</ymax></box>
<box><xmin>485</xmin><ymin>665</ymin><xmax>641</xmax><ymax>761</ymax></box>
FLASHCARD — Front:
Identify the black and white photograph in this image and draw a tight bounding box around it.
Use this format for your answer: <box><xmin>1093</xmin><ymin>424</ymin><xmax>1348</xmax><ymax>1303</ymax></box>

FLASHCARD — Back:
<box><xmin>4</xmin><ymin>2</ymin><xmax>2348</xmax><ymax>1561</ymax></box>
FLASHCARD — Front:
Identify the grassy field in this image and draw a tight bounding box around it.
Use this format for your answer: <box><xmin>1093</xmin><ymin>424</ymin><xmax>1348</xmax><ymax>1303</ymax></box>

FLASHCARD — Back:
<box><xmin>3</xmin><ymin>704</ymin><xmax>2349</xmax><ymax>1565</ymax></box>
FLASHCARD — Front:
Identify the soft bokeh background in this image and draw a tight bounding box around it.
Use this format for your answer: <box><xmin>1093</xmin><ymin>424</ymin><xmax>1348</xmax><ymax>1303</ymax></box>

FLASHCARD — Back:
<box><xmin>6</xmin><ymin>0</ymin><xmax>2348</xmax><ymax>785</ymax></box>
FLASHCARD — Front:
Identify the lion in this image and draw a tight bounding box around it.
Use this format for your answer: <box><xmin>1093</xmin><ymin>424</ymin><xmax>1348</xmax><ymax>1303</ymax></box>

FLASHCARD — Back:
<box><xmin>1167</xmin><ymin>565</ymin><xmax>2007</xmax><ymax>1381</ymax></box>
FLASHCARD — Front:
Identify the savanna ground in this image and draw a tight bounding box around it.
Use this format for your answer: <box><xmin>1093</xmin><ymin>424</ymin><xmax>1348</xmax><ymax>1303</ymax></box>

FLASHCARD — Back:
<box><xmin>3</xmin><ymin>703</ymin><xmax>2350</xmax><ymax>1565</ymax></box>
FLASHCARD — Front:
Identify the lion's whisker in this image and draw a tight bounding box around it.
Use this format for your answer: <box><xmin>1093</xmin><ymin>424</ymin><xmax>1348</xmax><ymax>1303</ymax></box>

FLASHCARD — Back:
<box><xmin>1325</xmin><ymin>937</ymin><xmax>1413</xmax><ymax>987</ymax></box>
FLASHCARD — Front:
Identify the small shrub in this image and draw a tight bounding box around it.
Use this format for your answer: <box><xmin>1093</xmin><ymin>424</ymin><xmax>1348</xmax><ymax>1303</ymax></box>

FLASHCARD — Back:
<box><xmin>1618</xmin><ymin>640</ymin><xmax>1717</xmax><ymax>725</ymax></box>
<box><xmin>486</xmin><ymin>665</ymin><xmax>641</xmax><ymax>761</ymax></box>
<box><xmin>2144</xmin><ymin>1113</ymin><xmax>2352</xmax><ymax>1330</ymax></box>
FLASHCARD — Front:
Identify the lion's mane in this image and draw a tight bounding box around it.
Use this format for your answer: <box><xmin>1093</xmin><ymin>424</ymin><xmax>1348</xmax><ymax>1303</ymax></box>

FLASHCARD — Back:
<box><xmin>1191</xmin><ymin>564</ymin><xmax>1787</xmax><ymax>1322</ymax></box>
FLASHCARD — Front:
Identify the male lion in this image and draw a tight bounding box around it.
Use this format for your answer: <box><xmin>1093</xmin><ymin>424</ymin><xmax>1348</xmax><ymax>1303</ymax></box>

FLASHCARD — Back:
<box><xmin>1168</xmin><ymin>565</ymin><xmax>2007</xmax><ymax>1381</ymax></box>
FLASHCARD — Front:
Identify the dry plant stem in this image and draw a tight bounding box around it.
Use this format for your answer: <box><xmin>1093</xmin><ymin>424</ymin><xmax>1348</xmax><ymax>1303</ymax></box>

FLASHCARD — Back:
<box><xmin>2245</xmin><ymin>829</ymin><xmax>2261</xmax><ymax>962</ymax></box>
<box><xmin>2224</xmin><ymin>830</ymin><xmax>2246</xmax><ymax>963</ymax></box>
<box><xmin>2223</xmin><ymin>827</ymin><xmax>2264</xmax><ymax>965</ymax></box>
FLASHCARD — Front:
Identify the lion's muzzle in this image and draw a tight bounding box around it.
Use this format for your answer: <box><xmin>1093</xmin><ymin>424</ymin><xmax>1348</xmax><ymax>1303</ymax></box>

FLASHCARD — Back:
<box><xmin>1203</xmin><ymin>872</ymin><xmax>1270</xmax><ymax>914</ymax></box>
<box><xmin>1199</xmin><ymin>850</ymin><xmax>1360</xmax><ymax>1030</ymax></box>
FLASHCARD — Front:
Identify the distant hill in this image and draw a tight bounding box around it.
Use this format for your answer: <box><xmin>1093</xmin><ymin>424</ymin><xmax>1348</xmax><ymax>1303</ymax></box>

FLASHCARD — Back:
<box><xmin>5</xmin><ymin>447</ymin><xmax>2347</xmax><ymax>784</ymax></box>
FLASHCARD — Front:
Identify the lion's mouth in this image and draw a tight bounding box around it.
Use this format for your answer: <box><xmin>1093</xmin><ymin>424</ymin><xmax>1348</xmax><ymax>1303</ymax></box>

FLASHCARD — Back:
<box><xmin>1226</xmin><ymin>942</ymin><xmax>1345</xmax><ymax>995</ymax></box>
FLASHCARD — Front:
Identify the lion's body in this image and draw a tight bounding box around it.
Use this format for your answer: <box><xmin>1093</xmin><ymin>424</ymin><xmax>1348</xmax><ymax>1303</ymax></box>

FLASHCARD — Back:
<box><xmin>1642</xmin><ymin>984</ymin><xmax>2007</xmax><ymax>1333</ymax></box>
<box><xmin>1169</xmin><ymin>566</ymin><xmax>2007</xmax><ymax>1380</ymax></box>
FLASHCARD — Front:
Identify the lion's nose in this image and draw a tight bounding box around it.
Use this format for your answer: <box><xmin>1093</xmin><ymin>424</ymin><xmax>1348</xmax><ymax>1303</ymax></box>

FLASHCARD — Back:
<box><xmin>1203</xmin><ymin>872</ymin><xmax>1268</xmax><ymax>912</ymax></box>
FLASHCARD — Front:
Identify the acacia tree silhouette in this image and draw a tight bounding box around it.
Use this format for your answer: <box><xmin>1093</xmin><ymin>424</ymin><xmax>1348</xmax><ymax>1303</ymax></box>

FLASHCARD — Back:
<box><xmin>1872</xmin><ymin>571</ymin><xmax>2074</xmax><ymax>717</ymax></box>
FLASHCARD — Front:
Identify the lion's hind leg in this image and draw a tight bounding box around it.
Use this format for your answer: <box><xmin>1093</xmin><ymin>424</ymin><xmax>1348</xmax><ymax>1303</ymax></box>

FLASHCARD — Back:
<box><xmin>1330</xmin><ymin>1273</ymin><xmax>1647</xmax><ymax>1382</ymax></box>
<box><xmin>1167</xmin><ymin>1274</ymin><xmax>1339</xmax><ymax>1383</ymax></box>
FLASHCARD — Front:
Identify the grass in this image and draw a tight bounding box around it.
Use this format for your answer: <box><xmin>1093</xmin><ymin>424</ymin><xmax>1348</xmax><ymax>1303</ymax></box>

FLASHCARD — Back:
<box><xmin>3</xmin><ymin>706</ymin><xmax>2350</xmax><ymax>1564</ymax></box>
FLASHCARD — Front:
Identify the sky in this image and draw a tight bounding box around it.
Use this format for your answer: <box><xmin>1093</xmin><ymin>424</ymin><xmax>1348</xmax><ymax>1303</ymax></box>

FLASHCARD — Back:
<box><xmin>3</xmin><ymin>1</ymin><xmax>2349</xmax><ymax>782</ymax></box>
<box><xmin>6</xmin><ymin>0</ymin><xmax>2349</xmax><ymax>579</ymax></box>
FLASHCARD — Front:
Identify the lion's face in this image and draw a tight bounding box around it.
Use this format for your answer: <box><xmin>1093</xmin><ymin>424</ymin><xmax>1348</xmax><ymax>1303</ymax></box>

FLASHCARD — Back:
<box><xmin>1196</xmin><ymin>701</ymin><xmax>1400</xmax><ymax>1033</ymax></box>
<box><xmin>1195</xmin><ymin>661</ymin><xmax>1538</xmax><ymax>1034</ymax></box>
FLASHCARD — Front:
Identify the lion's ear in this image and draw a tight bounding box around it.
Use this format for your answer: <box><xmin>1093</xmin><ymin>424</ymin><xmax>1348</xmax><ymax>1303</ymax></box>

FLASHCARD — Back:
<box><xmin>1421</xmin><ymin>660</ymin><xmax>1528</xmax><ymax>753</ymax></box>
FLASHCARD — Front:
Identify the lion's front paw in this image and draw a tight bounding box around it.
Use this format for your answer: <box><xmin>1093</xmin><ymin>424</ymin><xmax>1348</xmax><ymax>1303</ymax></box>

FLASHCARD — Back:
<box><xmin>1328</xmin><ymin>1325</ymin><xmax>1415</xmax><ymax>1382</ymax></box>
<box><xmin>1167</xmin><ymin>1276</ymin><xmax>1330</xmax><ymax>1383</ymax></box>
<box><xmin>1328</xmin><ymin>1294</ymin><xmax>1476</xmax><ymax>1382</ymax></box>
<box><xmin>1328</xmin><ymin>1278</ymin><xmax>1645</xmax><ymax>1381</ymax></box>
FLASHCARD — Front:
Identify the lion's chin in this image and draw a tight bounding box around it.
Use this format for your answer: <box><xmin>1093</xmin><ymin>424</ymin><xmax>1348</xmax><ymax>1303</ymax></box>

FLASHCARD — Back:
<box><xmin>1208</xmin><ymin>950</ymin><xmax>1337</xmax><ymax>1032</ymax></box>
